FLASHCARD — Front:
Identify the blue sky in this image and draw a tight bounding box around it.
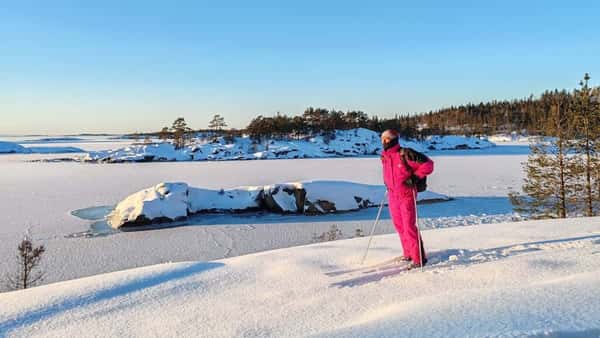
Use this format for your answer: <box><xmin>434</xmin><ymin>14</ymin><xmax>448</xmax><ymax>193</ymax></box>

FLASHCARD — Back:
<box><xmin>2</xmin><ymin>1</ymin><xmax>599</xmax><ymax>134</ymax></box>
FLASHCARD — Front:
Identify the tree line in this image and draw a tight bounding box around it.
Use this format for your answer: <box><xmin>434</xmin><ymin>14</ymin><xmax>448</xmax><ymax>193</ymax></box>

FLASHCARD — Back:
<box><xmin>245</xmin><ymin>109</ymin><xmax>420</xmax><ymax>142</ymax></box>
<box><xmin>510</xmin><ymin>73</ymin><xmax>600</xmax><ymax>218</ymax></box>
<box><xmin>139</xmin><ymin>76</ymin><xmax>600</xmax><ymax>145</ymax></box>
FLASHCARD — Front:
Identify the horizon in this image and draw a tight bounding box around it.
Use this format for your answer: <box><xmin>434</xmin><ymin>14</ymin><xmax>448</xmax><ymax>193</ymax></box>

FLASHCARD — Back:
<box><xmin>0</xmin><ymin>84</ymin><xmax>591</xmax><ymax>137</ymax></box>
<box><xmin>2</xmin><ymin>1</ymin><xmax>600</xmax><ymax>134</ymax></box>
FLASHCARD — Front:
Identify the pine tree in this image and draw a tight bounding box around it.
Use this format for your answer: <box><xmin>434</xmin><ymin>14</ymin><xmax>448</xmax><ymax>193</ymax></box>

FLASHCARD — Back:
<box><xmin>208</xmin><ymin>114</ymin><xmax>228</xmax><ymax>133</ymax></box>
<box><xmin>509</xmin><ymin>93</ymin><xmax>575</xmax><ymax>218</ymax></box>
<box><xmin>571</xmin><ymin>73</ymin><xmax>600</xmax><ymax>216</ymax></box>
<box><xmin>159</xmin><ymin>127</ymin><xmax>170</xmax><ymax>142</ymax></box>
<box><xmin>171</xmin><ymin>117</ymin><xmax>193</xmax><ymax>150</ymax></box>
<box><xmin>7</xmin><ymin>235</ymin><xmax>45</xmax><ymax>290</ymax></box>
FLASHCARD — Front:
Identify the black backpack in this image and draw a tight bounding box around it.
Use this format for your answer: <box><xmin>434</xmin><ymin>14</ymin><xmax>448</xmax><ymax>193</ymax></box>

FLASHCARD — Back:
<box><xmin>399</xmin><ymin>147</ymin><xmax>428</xmax><ymax>192</ymax></box>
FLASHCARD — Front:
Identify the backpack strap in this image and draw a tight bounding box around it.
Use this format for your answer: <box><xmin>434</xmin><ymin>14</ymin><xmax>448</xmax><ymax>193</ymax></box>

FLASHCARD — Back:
<box><xmin>398</xmin><ymin>148</ymin><xmax>414</xmax><ymax>175</ymax></box>
<box><xmin>401</xmin><ymin>147</ymin><xmax>430</xmax><ymax>164</ymax></box>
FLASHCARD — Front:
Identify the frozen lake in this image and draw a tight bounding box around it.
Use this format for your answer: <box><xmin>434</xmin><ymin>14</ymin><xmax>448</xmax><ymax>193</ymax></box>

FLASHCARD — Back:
<box><xmin>0</xmin><ymin>146</ymin><xmax>527</xmax><ymax>290</ymax></box>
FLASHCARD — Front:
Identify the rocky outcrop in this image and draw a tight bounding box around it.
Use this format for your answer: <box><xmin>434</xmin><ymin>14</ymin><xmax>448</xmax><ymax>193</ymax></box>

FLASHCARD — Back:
<box><xmin>106</xmin><ymin>181</ymin><xmax>451</xmax><ymax>229</ymax></box>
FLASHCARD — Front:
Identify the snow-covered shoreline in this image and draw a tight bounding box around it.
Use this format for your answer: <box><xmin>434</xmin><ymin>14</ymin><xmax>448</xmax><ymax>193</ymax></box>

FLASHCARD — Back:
<box><xmin>83</xmin><ymin>129</ymin><xmax>495</xmax><ymax>163</ymax></box>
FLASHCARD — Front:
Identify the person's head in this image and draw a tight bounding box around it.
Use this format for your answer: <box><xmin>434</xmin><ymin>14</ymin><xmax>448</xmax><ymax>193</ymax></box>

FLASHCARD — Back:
<box><xmin>381</xmin><ymin>129</ymin><xmax>399</xmax><ymax>150</ymax></box>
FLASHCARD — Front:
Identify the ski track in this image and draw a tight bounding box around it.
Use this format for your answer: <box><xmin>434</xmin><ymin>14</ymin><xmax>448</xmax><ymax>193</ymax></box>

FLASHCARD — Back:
<box><xmin>328</xmin><ymin>234</ymin><xmax>600</xmax><ymax>288</ymax></box>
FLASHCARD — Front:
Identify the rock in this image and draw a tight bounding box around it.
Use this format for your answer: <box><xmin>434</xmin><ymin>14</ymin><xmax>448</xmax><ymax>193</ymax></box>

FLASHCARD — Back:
<box><xmin>188</xmin><ymin>187</ymin><xmax>263</xmax><ymax>213</ymax></box>
<box><xmin>107</xmin><ymin>183</ymin><xmax>189</xmax><ymax>228</ymax></box>
<box><xmin>301</xmin><ymin>181</ymin><xmax>383</xmax><ymax>214</ymax></box>
<box><xmin>263</xmin><ymin>183</ymin><xmax>306</xmax><ymax>213</ymax></box>
<box><xmin>106</xmin><ymin>180</ymin><xmax>452</xmax><ymax>228</ymax></box>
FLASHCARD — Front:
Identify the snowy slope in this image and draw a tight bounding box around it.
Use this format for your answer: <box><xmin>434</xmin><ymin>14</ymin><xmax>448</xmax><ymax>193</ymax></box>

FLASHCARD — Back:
<box><xmin>83</xmin><ymin>129</ymin><xmax>495</xmax><ymax>163</ymax></box>
<box><xmin>1</xmin><ymin>217</ymin><xmax>599</xmax><ymax>337</ymax></box>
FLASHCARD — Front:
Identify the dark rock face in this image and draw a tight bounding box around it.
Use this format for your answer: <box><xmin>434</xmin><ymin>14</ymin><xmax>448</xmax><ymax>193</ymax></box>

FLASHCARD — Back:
<box><xmin>119</xmin><ymin>215</ymin><xmax>188</xmax><ymax>229</ymax></box>
<box><xmin>304</xmin><ymin>200</ymin><xmax>337</xmax><ymax>215</ymax></box>
<box><xmin>263</xmin><ymin>184</ymin><xmax>306</xmax><ymax>213</ymax></box>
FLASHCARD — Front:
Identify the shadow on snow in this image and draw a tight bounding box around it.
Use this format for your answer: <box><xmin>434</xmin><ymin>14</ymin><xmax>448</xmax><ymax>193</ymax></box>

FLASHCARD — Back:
<box><xmin>0</xmin><ymin>262</ymin><xmax>224</xmax><ymax>335</ymax></box>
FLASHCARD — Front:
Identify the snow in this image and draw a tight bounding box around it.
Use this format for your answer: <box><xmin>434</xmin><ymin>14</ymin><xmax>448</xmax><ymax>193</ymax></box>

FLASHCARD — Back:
<box><xmin>107</xmin><ymin>180</ymin><xmax>450</xmax><ymax>228</ymax></box>
<box><xmin>1</xmin><ymin>217</ymin><xmax>599</xmax><ymax>337</ymax></box>
<box><xmin>488</xmin><ymin>133</ymin><xmax>533</xmax><ymax>144</ymax></box>
<box><xmin>0</xmin><ymin>141</ymin><xmax>28</xmax><ymax>154</ymax></box>
<box><xmin>0</xmin><ymin>141</ymin><xmax>84</xmax><ymax>154</ymax></box>
<box><xmin>83</xmin><ymin>129</ymin><xmax>495</xmax><ymax>163</ymax></box>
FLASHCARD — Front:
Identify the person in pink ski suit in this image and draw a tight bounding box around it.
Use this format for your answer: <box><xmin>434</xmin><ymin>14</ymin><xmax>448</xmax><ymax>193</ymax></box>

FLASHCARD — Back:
<box><xmin>381</xmin><ymin>129</ymin><xmax>434</xmax><ymax>268</ymax></box>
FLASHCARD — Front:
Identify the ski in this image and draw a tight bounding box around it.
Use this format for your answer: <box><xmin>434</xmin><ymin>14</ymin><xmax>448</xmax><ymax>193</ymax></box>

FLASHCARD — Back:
<box><xmin>325</xmin><ymin>256</ymin><xmax>410</xmax><ymax>277</ymax></box>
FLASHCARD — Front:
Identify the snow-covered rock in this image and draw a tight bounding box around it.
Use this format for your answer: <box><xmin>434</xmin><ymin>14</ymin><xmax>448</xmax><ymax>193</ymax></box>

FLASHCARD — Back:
<box><xmin>187</xmin><ymin>186</ymin><xmax>264</xmax><ymax>213</ymax></box>
<box><xmin>107</xmin><ymin>180</ymin><xmax>451</xmax><ymax>228</ymax></box>
<box><xmin>302</xmin><ymin>181</ymin><xmax>382</xmax><ymax>214</ymax></box>
<box><xmin>423</xmin><ymin>135</ymin><xmax>494</xmax><ymax>150</ymax></box>
<box><xmin>263</xmin><ymin>181</ymin><xmax>386</xmax><ymax>214</ymax></box>
<box><xmin>83</xmin><ymin>129</ymin><xmax>495</xmax><ymax>163</ymax></box>
<box><xmin>108</xmin><ymin>183</ymin><xmax>189</xmax><ymax>227</ymax></box>
<box><xmin>263</xmin><ymin>183</ymin><xmax>305</xmax><ymax>213</ymax></box>
<box><xmin>0</xmin><ymin>141</ymin><xmax>30</xmax><ymax>154</ymax></box>
<box><xmin>0</xmin><ymin>140</ymin><xmax>84</xmax><ymax>154</ymax></box>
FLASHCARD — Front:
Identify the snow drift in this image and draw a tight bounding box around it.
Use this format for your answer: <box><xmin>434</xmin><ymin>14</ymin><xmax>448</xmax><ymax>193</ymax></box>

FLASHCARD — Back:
<box><xmin>108</xmin><ymin>181</ymin><xmax>450</xmax><ymax>228</ymax></box>
<box><xmin>84</xmin><ymin>129</ymin><xmax>495</xmax><ymax>163</ymax></box>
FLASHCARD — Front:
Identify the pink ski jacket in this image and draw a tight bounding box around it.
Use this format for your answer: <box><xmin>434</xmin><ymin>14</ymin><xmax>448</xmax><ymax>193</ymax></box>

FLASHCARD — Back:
<box><xmin>381</xmin><ymin>144</ymin><xmax>434</xmax><ymax>196</ymax></box>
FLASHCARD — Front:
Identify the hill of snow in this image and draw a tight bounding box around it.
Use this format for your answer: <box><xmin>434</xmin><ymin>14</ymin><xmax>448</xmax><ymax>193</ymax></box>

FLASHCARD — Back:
<box><xmin>1</xmin><ymin>217</ymin><xmax>599</xmax><ymax>337</ymax></box>
<box><xmin>83</xmin><ymin>129</ymin><xmax>495</xmax><ymax>163</ymax></box>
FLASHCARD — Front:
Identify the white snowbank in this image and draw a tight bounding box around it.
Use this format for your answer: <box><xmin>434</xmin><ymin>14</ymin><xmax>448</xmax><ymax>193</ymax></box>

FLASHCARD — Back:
<box><xmin>108</xmin><ymin>181</ymin><xmax>450</xmax><ymax>228</ymax></box>
<box><xmin>1</xmin><ymin>218</ymin><xmax>599</xmax><ymax>337</ymax></box>
<box><xmin>84</xmin><ymin>129</ymin><xmax>495</xmax><ymax>163</ymax></box>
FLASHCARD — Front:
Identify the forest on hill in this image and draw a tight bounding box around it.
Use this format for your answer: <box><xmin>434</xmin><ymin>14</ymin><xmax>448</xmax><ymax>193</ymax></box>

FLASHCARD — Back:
<box><xmin>139</xmin><ymin>74</ymin><xmax>598</xmax><ymax>141</ymax></box>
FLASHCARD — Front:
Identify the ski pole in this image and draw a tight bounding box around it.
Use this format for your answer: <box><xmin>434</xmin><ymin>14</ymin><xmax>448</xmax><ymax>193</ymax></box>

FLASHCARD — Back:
<box><xmin>413</xmin><ymin>188</ymin><xmax>424</xmax><ymax>271</ymax></box>
<box><xmin>360</xmin><ymin>190</ymin><xmax>388</xmax><ymax>265</ymax></box>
